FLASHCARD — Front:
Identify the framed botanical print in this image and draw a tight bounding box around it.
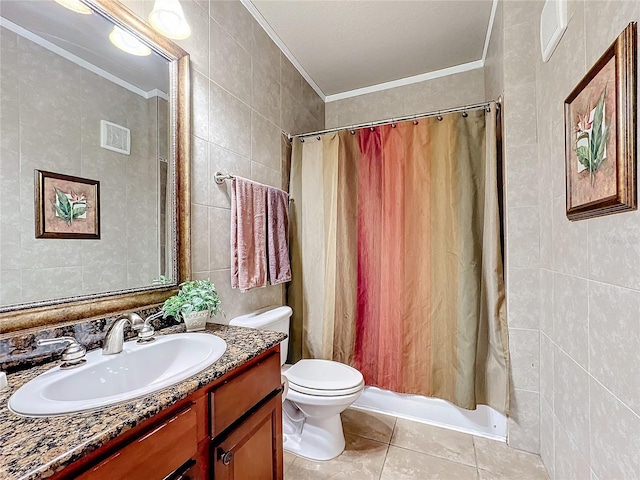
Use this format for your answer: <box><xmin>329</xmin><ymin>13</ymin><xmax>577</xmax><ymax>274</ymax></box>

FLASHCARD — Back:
<box><xmin>35</xmin><ymin>170</ymin><xmax>100</xmax><ymax>239</ymax></box>
<box><xmin>564</xmin><ymin>22</ymin><xmax>637</xmax><ymax>221</ymax></box>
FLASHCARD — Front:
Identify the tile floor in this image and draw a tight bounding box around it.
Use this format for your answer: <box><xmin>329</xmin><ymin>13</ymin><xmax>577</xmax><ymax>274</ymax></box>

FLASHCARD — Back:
<box><xmin>284</xmin><ymin>409</ymin><xmax>549</xmax><ymax>480</ymax></box>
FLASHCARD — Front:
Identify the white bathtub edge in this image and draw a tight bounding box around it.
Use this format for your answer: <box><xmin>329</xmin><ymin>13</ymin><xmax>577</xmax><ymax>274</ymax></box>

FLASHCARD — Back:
<box><xmin>351</xmin><ymin>386</ymin><xmax>507</xmax><ymax>442</ymax></box>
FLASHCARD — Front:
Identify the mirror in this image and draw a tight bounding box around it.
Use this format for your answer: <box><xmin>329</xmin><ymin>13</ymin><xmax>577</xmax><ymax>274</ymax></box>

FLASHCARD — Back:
<box><xmin>0</xmin><ymin>0</ymin><xmax>190</xmax><ymax>333</ymax></box>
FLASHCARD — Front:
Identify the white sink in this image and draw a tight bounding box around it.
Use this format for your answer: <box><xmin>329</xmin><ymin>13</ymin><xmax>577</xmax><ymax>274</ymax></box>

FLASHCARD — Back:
<box><xmin>8</xmin><ymin>333</ymin><xmax>227</xmax><ymax>417</ymax></box>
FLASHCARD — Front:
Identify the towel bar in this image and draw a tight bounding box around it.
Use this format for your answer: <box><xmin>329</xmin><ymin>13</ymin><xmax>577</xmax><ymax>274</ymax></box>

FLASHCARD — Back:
<box><xmin>214</xmin><ymin>171</ymin><xmax>234</xmax><ymax>184</ymax></box>
<box><xmin>213</xmin><ymin>171</ymin><xmax>294</xmax><ymax>203</ymax></box>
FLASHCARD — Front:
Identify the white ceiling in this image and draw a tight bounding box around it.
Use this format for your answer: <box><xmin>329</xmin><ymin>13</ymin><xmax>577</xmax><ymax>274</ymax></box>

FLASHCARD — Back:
<box><xmin>247</xmin><ymin>0</ymin><xmax>496</xmax><ymax>101</ymax></box>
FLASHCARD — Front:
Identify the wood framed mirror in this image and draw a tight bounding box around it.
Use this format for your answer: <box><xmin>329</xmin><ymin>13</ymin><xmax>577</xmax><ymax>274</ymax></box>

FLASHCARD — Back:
<box><xmin>0</xmin><ymin>0</ymin><xmax>190</xmax><ymax>333</ymax></box>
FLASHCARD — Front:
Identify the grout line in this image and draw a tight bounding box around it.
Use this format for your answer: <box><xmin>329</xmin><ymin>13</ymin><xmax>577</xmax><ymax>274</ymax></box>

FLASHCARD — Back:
<box><xmin>285</xmin><ymin>455</ymin><xmax>296</xmax><ymax>476</ymax></box>
<box><xmin>586</xmin><ymin>278</ymin><xmax>593</xmax><ymax>469</ymax></box>
<box><xmin>550</xmin><ymin>336</ymin><xmax>640</xmax><ymax>422</ymax></box>
<box><xmin>547</xmin><ymin>266</ymin><xmax>640</xmax><ymax>295</ymax></box>
<box><xmin>200</xmin><ymin>131</ymin><xmax>251</xmax><ymax>161</ymax></box>
<box><xmin>346</xmin><ymin>432</ymin><xmax>389</xmax><ymax>447</ymax></box>
<box><xmin>378</xmin><ymin>442</ymin><xmax>391</xmax><ymax>480</ymax></box>
<box><xmin>472</xmin><ymin>434</ymin><xmax>479</xmax><ymax>468</ymax></box>
<box><xmin>388</xmin><ymin>415</ymin><xmax>398</xmax><ymax>447</ymax></box>
<box><xmin>388</xmin><ymin>444</ymin><xmax>478</xmax><ymax>469</ymax></box>
<box><xmin>508</xmin><ymin>326</ymin><xmax>542</xmax><ymax>333</ymax></box>
<box><xmin>511</xmin><ymin>387</ymin><xmax>540</xmax><ymax>395</ymax></box>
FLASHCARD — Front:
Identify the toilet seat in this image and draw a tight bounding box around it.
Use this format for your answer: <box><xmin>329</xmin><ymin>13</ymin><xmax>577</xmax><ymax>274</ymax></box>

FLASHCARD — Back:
<box><xmin>287</xmin><ymin>380</ymin><xmax>364</xmax><ymax>397</ymax></box>
<box><xmin>283</xmin><ymin>359</ymin><xmax>364</xmax><ymax>397</ymax></box>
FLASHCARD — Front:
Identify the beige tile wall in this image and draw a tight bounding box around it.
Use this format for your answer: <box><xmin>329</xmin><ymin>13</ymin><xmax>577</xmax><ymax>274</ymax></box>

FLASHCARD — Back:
<box><xmin>122</xmin><ymin>0</ymin><xmax>325</xmax><ymax>321</ymax></box>
<box><xmin>0</xmin><ymin>27</ymin><xmax>160</xmax><ymax>305</ymax></box>
<box><xmin>486</xmin><ymin>0</ymin><xmax>640</xmax><ymax>477</ymax></box>
<box><xmin>490</xmin><ymin>0</ymin><xmax>543</xmax><ymax>456</ymax></box>
<box><xmin>325</xmin><ymin>68</ymin><xmax>486</xmax><ymax>128</ymax></box>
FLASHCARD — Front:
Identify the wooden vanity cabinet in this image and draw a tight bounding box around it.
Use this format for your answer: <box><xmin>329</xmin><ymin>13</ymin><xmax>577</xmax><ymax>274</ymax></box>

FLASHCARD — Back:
<box><xmin>53</xmin><ymin>346</ymin><xmax>283</xmax><ymax>480</ymax></box>
<box><xmin>76</xmin><ymin>402</ymin><xmax>200</xmax><ymax>480</ymax></box>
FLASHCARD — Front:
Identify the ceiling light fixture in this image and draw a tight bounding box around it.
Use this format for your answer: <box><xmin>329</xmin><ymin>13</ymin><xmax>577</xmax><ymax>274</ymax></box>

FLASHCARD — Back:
<box><xmin>109</xmin><ymin>26</ymin><xmax>152</xmax><ymax>56</ymax></box>
<box><xmin>54</xmin><ymin>0</ymin><xmax>92</xmax><ymax>15</ymax></box>
<box><xmin>148</xmin><ymin>0</ymin><xmax>191</xmax><ymax>40</ymax></box>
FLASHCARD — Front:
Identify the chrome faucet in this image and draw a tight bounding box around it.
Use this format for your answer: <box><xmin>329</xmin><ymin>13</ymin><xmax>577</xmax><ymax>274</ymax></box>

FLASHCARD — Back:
<box><xmin>102</xmin><ymin>312</ymin><xmax>157</xmax><ymax>355</ymax></box>
<box><xmin>38</xmin><ymin>336</ymin><xmax>87</xmax><ymax>369</ymax></box>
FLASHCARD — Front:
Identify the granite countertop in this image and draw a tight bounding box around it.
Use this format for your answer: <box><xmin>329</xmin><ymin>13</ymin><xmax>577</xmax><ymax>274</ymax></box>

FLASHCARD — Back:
<box><xmin>0</xmin><ymin>324</ymin><xmax>286</xmax><ymax>480</ymax></box>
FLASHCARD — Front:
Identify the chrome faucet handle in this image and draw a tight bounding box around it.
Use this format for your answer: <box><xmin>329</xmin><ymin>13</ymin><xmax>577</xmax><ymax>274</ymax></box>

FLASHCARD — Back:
<box><xmin>37</xmin><ymin>336</ymin><xmax>87</xmax><ymax>369</ymax></box>
<box><xmin>136</xmin><ymin>311</ymin><xmax>161</xmax><ymax>343</ymax></box>
<box><xmin>136</xmin><ymin>324</ymin><xmax>155</xmax><ymax>342</ymax></box>
<box><xmin>144</xmin><ymin>310</ymin><xmax>164</xmax><ymax>323</ymax></box>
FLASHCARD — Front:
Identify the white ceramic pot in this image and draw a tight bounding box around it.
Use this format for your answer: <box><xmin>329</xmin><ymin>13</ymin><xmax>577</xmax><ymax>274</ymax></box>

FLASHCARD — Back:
<box><xmin>183</xmin><ymin>310</ymin><xmax>209</xmax><ymax>332</ymax></box>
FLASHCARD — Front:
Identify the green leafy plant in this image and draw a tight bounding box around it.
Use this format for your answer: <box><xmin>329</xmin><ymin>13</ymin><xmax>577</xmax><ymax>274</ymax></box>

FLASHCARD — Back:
<box><xmin>574</xmin><ymin>88</ymin><xmax>610</xmax><ymax>186</ymax></box>
<box><xmin>152</xmin><ymin>275</ymin><xmax>173</xmax><ymax>285</ymax></box>
<box><xmin>161</xmin><ymin>280</ymin><xmax>222</xmax><ymax>321</ymax></box>
<box><xmin>52</xmin><ymin>188</ymin><xmax>87</xmax><ymax>225</ymax></box>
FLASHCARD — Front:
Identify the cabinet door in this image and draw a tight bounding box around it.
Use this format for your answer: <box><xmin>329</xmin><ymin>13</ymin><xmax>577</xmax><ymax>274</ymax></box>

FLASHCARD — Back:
<box><xmin>213</xmin><ymin>393</ymin><xmax>283</xmax><ymax>480</ymax></box>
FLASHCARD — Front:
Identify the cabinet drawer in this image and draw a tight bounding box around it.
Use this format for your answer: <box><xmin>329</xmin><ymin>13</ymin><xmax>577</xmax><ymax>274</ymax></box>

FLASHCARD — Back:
<box><xmin>211</xmin><ymin>351</ymin><xmax>280</xmax><ymax>437</ymax></box>
<box><xmin>78</xmin><ymin>404</ymin><xmax>197</xmax><ymax>480</ymax></box>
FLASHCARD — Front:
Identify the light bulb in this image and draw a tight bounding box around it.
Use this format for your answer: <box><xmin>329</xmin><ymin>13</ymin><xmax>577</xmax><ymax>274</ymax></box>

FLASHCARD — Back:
<box><xmin>109</xmin><ymin>26</ymin><xmax>152</xmax><ymax>56</ymax></box>
<box><xmin>54</xmin><ymin>0</ymin><xmax>92</xmax><ymax>15</ymax></box>
<box><xmin>148</xmin><ymin>0</ymin><xmax>191</xmax><ymax>40</ymax></box>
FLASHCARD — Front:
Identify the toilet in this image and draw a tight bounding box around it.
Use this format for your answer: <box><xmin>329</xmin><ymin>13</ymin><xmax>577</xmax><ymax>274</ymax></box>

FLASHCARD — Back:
<box><xmin>229</xmin><ymin>306</ymin><xmax>364</xmax><ymax>461</ymax></box>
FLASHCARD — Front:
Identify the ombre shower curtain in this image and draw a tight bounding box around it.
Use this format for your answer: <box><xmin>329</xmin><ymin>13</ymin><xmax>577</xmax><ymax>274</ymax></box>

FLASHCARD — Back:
<box><xmin>287</xmin><ymin>104</ymin><xmax>509</xmax><ymax>413</ymax></box>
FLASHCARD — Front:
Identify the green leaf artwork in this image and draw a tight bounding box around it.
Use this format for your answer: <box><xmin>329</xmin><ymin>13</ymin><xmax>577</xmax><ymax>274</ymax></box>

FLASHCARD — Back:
<box><xmin>51</xmin><ymin>187</ymin><xmax>88</xmax><ymax>226</ymax></box>
<box><xmin>574</xmin><ymin>88</ymin><xmax>610</xmax><ymax>186</ymax></box>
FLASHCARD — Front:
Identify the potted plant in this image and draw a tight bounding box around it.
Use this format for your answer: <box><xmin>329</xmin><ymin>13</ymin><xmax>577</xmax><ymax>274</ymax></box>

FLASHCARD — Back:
<box><xmin>161</xmin><ymin>280</ymin><xmax>222</xmax><ymax>331</ymax></box>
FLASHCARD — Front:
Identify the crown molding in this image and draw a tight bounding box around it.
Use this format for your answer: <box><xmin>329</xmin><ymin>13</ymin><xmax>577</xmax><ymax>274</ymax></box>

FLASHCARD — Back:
<box><xmin>242</xmin><ymin>0</ymin><xmax>498</xmax><ymax>103</ymax></box>
<box><xmin>0</xmin><ymin>17</ymin><xmax>166</xmax><ymax>99</ymax></box>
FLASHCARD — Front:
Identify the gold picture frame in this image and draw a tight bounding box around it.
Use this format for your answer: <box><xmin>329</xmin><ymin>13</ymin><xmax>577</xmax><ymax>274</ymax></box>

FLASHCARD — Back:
<box><xmin>564</xmin><ymin>22</ymin><xmax>637</xmax><ymax>221</ymax></box>
<box><xmin>35</xmin><ymin>170</ymin><xmax>101</xmax><ymax>239</ymax></box>
<box><xmin>0</xmin><ymin>0</ymin><xmax>191</xmax><ymax>334</ymax></box>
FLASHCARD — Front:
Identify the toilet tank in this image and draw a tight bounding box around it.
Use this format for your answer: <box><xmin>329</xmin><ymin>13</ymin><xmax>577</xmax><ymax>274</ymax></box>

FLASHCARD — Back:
<box><xmin>229</xmin><ymin>306</ymin><xmax>292</xmax><ymax>365</ymax></box>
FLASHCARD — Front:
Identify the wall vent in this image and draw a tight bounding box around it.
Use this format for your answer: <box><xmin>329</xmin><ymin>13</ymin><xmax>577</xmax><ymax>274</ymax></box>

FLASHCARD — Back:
<box><xmin>100</xmin><ymin>120</ymin><xmax>131</xmax><ymax>155</ymax></box>
<box><xmin>540</xmin><ymin>0</ymin><xmax>567</xmax><ymax>62</ymax></box>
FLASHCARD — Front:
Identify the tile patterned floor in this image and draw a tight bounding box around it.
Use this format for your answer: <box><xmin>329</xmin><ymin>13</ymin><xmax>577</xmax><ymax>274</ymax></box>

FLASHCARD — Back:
<box><xmin>284</xmin><ymin>409</ymin><xmax>550</xmax><ymax>480</ymax></box>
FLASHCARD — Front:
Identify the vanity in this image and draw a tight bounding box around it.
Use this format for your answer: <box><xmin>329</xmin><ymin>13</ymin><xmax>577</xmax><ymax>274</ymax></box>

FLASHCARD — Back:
<box><xmin>0</xmin><ymin>324</ymin><xmax>286</xmax><ymax>480</ymax></box>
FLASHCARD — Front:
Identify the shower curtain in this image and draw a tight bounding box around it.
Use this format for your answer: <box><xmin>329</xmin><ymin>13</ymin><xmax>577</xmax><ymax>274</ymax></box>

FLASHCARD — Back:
<box><xmin>287</xmin><ymin>104</ymin><xmax>509</xmax><ymax>413</ymax></box>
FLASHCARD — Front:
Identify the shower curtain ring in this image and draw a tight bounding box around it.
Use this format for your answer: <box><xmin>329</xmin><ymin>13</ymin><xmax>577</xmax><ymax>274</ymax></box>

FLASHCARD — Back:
<box><xmin>300</xmin><ymin>138</ymin><xmax>305</xmax><ymax>143</ymax></box>
<box><xmin>437</xmin><ymin>115</ymin><xmax>443</xmax><ymax>121</ymax></box>
<box><xmin>350</xmin><ymin>129</ymin><xmax>356</xmax><ymax>135</ymax></box>
<box><xmin>413</xmin><ymin>120</ymin><xmax>419</xmax><ymax>125</ymax></box>
<box><xmin>462</xmin><ymin>111</ymin><xmax>468</xmax><ymax>117</ymax></box>
<box><xmin>317</xmin><ymin>136</ymin><xmax>321</xmax><ymax>141</ymax></box>
<box><xmin>370</xmin><ymin>126</ymin><xmax>375</xmax><ymax>132</ymax></box>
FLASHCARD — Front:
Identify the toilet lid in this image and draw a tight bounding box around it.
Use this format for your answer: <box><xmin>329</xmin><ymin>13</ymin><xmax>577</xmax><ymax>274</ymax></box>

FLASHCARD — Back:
<box><xmin>283</xmin><ymin>359</ymin><xmax>364</xmax><ymax>392</ymax></box>
<box><xmin>286</xmin><ymin>380</ymin><xmax>364</xmax><ymax>397</ymax></box>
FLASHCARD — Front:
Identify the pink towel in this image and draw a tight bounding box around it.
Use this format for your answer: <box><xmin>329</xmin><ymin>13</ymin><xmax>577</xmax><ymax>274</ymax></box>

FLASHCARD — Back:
<box><xmin>231</xmin><ymin>177</ymin><xmax>267</xmax><ymax>291</ymax></box>
<box><xmin>266</xmin><ymin>187</ymin><xmax>292</xmax><ymax>285</ymax></box>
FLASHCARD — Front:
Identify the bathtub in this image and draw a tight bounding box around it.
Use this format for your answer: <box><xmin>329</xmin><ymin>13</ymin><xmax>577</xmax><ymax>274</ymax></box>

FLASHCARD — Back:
<box><xmin>351</xmin><ymin>386</ymin><xmax>507</xmax><ymax>440</ymax></box>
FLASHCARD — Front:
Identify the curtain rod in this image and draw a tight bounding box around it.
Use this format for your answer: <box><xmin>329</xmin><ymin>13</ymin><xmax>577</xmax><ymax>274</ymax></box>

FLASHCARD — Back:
<box><xmin>288</xmin><ymin>99</ymin><xmax>500</xmax><ymax>140</ymax></box>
